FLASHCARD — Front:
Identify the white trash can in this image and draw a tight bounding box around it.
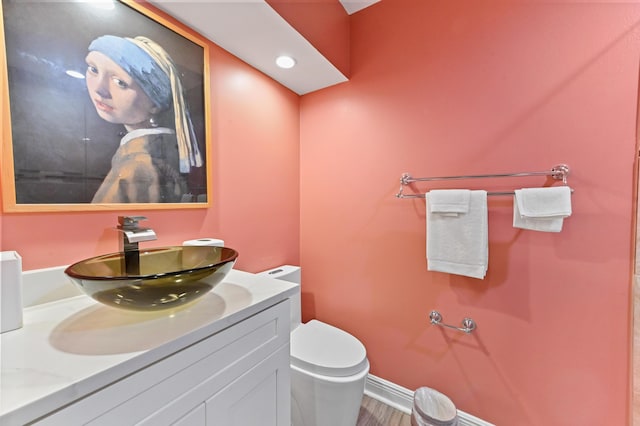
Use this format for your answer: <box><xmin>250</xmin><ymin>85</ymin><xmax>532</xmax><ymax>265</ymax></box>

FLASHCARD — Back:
<box><xmin>411</xmin><ymin>387</ymin><xmax>458</xmax><ymax>426</ymax></box>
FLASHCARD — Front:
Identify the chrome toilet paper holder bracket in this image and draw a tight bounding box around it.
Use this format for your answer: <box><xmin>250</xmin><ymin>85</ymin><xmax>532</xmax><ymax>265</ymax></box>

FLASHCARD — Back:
<box><xmin>429</xmin><ymin>310</ymin><xmax>476</xmax><ymax>334</ymax></box>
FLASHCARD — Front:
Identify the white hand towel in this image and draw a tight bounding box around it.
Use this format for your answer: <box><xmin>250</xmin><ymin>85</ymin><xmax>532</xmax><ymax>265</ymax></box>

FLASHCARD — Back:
<box><xmin>426</xmin><ymin>190</ymin><xmax>488</xmax><ymax>279</ymax></box>
<box><xmin>513</xmin><ymin>186</ymin><xmax>572</xmax><ymax>232</ymax></box>
<box><xmin>428</xmin><ymin>189</ymin><xmax>470</xmax><ymax>215</ymax></box>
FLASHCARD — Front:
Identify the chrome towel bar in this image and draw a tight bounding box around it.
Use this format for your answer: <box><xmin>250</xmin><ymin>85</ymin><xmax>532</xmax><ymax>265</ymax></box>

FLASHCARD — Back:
<box><xmin>429</xmin><ymin>310</ymin><xmax>477</xmax><ymax>334</ymax></box>
<box><xmin>396</xmin><ymin>164</ymin><xmax>570</xmax><ymax>198</ymax></box>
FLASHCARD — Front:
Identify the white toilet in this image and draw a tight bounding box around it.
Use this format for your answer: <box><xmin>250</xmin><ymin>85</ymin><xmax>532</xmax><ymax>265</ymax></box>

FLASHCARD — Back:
<box><xmin>258</xmin><ymin>265</ymin><xmax>369</xmax><ymax>426</ymax></box>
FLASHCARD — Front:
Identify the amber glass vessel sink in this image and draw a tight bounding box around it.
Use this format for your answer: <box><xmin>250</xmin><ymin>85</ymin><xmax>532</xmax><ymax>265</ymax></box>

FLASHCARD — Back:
<box><xmin>65</xmin><ymin>246</ymin><xmax>238</xmax><ymax>312</ymax></box>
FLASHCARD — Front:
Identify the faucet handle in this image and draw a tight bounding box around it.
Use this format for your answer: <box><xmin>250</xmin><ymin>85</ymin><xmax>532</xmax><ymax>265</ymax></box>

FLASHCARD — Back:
<box><xmin>118</xmin><ymin>216</ymin><xmax>148</xmax><ymax>228</ymax></box>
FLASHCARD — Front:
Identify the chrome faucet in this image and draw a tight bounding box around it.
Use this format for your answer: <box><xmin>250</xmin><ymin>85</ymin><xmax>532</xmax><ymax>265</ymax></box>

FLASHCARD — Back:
<box><xmin>117</xmin><ymin>216</ymin><xmax>157</xmax><ymax>252</ymax></box>
<box><xmin>117</xmin><ymin>216</ymin><xmax>157</xmax><ymax>275</ymax></box>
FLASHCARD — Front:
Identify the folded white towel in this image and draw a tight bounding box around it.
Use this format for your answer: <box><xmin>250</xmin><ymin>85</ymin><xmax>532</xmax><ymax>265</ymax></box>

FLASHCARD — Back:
<box><xmin>427</xmin><ymin>189</ymin><xmax>471</xmax><ymax>217</ymax></box>
<box><xmin>513</xmin><ymin>186</ymin><xmax>572</xmax><ymax>232</ymax></box>
<box><xmin>426</xmin><ymin>190</ymin><xmax>488</xmax><ymax>279</ymax></box>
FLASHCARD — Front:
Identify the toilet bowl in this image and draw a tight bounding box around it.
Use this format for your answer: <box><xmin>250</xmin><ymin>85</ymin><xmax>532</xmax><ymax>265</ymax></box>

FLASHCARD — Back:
<box><xmin>258</xmin><ymin>265</ymin><xmax>369</xmax><ymax>426</ymax></box>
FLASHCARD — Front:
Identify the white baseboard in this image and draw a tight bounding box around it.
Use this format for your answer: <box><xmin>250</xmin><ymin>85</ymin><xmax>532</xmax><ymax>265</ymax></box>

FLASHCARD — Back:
<box><xmin>364</xmin><ymin>374</ymin><xmax>495</xmax><ymax>426</ymax></box>
<box><xmin>364</xmin><ymin>374</ymin><xmax>413</xmax><ymax>414</ymax></box>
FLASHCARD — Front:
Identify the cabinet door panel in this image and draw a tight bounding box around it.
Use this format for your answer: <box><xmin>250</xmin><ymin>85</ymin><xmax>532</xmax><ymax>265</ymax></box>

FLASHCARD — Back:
<box><xmin>173</xmin><ymin>403</ymin><xmax>205</xmax><ymax>426</ymax></box>
<box><xmin>206</xmin><ymin>345</ymin><xmax>290</xmax><ymax>426</ymax></box>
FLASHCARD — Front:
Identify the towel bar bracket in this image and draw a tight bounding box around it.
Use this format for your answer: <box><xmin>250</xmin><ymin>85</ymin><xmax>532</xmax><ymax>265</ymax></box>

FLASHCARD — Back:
<box><xmin>429</xmin><ymin>310</ymin><xmax>477</xmax><ymax>334</ymax></box>
<box><xmin>550</xmin><ymin>164</ymin><xmax>570</xmax><ymax>184</ymax></box>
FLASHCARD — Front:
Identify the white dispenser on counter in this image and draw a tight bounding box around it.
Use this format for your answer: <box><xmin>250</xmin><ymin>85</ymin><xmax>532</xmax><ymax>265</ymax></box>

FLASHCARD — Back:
<box><xmin>1</xmin><ymin>251</ymin><xmax>23</xmax><ymax>333</ymax></box>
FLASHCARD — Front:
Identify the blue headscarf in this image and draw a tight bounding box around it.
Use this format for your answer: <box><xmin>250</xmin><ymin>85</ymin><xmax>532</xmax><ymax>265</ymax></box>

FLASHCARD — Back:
<box><xmin>88</xmin><ymin>35</ymin><xmax>172</xmax><ymax>110</ymax></box>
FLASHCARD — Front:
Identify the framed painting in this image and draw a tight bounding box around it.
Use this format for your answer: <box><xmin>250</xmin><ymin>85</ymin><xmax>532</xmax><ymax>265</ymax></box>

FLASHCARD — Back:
<box><xmin>1</xmin><ymin>0</ymin><xmax>210</xmax><ymax>212</ymax></box>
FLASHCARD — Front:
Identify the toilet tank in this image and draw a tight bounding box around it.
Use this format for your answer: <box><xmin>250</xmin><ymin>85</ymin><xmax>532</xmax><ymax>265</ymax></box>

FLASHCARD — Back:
<box><xmin>257</xmin><ymin>265</ymin><xmax>301</xmax><ymax>330</ymax></box>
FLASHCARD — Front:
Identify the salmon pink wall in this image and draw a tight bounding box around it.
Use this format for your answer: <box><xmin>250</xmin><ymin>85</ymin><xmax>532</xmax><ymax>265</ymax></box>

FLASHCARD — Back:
<box><xmin>300</xmin><ymin>1</ymin><xmax>638</xmax><ymax>425</ymax></box>
<box><xmin>0</xmin><ymin>4</ymin><xmax>300</xmax><ymax>273</ymax></box>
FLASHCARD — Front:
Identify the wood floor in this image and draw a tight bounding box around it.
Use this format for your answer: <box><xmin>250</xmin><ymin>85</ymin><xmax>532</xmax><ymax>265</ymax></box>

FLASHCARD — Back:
<box><xmin>357</xmin><ymin>395</ymin><xmax>412</xmax><ymax>426</ymax></box>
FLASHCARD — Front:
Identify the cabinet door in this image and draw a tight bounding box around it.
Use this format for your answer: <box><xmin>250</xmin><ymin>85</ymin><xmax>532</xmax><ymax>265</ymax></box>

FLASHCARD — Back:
<box><xmin>206</xmin><ymin>345</ymin><xmax>290</xmax><ymax>426</ymax></box>
<box><xmin>173</xmin><ymin>404</ymin><xmax>205</xmax><ymax>426</ymax></box>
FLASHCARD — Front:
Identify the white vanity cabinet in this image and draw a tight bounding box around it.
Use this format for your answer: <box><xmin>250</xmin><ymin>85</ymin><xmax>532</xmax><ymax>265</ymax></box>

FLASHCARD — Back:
<box><xmin>1</xmin><ymin>269</ymin><xmax>297</xmax><ymax>426</ymax></box>
<box><xmin>38</xmin><ymin>300</ymin><xmax>291</xmax><ymax>426</ymax></box>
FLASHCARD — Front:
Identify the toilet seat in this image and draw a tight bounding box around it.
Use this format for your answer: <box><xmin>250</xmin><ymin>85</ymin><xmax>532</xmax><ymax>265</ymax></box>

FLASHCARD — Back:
<box><xmin>291</xmin><ymin>320</ymin><xmax>368</xmax><ymax>377</ymax></box>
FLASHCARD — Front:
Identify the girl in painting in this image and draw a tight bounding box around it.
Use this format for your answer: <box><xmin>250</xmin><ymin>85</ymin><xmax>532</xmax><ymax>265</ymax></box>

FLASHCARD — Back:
<box><xmin>85</xmin><ymin>35</ymin><xmax>202</xmax><ymax>203</ymax></box>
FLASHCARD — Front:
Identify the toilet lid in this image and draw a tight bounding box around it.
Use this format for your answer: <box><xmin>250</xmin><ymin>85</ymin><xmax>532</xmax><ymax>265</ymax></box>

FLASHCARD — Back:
<box><xmin>291</xmin><ymin>320</ymin><xmax>368</xmax><ymax>377</ymax></box>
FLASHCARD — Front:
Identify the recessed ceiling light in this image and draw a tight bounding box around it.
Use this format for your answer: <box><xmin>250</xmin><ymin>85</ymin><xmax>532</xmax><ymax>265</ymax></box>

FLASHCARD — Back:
<box><xmin>275</xmin><ymin>55</ymin><xmax>296</xmax><ymax>69</ymax></box>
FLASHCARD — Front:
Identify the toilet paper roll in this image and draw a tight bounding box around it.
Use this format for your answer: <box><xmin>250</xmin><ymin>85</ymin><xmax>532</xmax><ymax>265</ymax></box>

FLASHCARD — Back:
<box><xmin>183</xmin><ymin>238</ymin><xmax>225</xmax><ymax>247</ymax></box>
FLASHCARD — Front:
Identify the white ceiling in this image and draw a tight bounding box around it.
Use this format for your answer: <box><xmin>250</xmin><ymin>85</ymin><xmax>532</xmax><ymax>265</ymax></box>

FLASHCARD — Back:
<box><xmin>150</xmin><ymin>0</ymin><xmax>380</xmax><ymax>95</ymax></box>
<box><xmin>339</xmin><ymin>0</ymin><xmax>380</xmax><ymax>15</ymax></box>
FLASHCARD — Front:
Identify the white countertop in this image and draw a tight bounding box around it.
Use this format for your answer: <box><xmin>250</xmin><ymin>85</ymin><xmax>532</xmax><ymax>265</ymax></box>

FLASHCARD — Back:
<box><xmin>0</xmin><ymin>269</ymin><xmax>298</xmax><ymax>426</ymax></box>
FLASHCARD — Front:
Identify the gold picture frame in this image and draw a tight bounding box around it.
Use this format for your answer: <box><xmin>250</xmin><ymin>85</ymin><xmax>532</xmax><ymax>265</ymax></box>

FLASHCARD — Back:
<box><xmin>1</xmin><ymin>0</ymin><xmax>211</xmax><ymax>212</ymax></box>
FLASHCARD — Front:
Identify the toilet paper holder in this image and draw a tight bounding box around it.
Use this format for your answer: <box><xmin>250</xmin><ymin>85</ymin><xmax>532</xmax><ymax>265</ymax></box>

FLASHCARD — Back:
<box><xmin>429</xmin><ymin>310</ymin><xmax>476</xmax><ymax>334</ymax></box>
